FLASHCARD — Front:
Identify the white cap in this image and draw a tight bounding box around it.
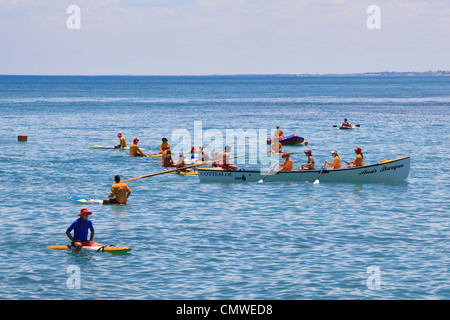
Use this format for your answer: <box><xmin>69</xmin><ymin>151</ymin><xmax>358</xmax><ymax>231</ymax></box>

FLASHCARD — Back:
<box><xmin>331</xmin><ymin>150</ymin><xmax>337</xmax><ymax>154</ymax></box>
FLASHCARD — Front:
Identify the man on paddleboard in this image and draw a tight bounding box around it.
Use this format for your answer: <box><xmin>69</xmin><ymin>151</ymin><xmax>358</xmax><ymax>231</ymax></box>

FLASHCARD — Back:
<box><xmin>115</xmin><ymin>132</ymin><xmax>126</xmax><ymax>149</ymax></box>
<box><xmin>160</xmin><ymin>137</ymin><xmax>170</xmax><ymax>154</ymax></box>
<box><xmin>66</xmin><ymin>208</ymin><xmax>98</xmax><ymax>251</ymax></box>
<box><xmin>129</xmin><ymin>138</ymin><xmax>147</xmax><ymax>157</ymax></box>
<box><xmin>106</xmin><ymin>175</ymin><xmax>131</xmax><ymax>204</ymax></box>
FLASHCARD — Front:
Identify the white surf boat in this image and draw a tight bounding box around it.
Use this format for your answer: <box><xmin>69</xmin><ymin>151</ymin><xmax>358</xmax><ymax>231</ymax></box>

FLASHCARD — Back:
<box><xmin>197</xmin><ymin>157</ymin><xmax>410</xmax><ymax>183</ymax></box>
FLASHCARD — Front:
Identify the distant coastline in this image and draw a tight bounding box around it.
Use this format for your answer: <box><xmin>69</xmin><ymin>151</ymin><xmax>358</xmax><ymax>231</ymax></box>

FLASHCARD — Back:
<box><xmin>292</xmin><ymin>70</ymin><xmax>450</xmax><ymax>77</ymax></box>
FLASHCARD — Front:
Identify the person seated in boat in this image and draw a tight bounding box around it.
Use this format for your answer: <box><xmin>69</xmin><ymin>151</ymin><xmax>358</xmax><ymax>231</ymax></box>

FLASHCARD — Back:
<box><xmin>274</xmin><ymin>125</ymin><xmax>284</xmax><ymax>141</ymax></box>
<box><xmin>326</xmin><ymin>150</ymin><xmax>342</xmax><ymax>169</ymax></box>
<box><xmin>211</xmin><ymin>151</ymin><xmax>221</xmax><ymax>163</ymax></box>
<box><xmin>212</xmin><ymin>145</ymin><xmax>238</xmax><ymax>170</ymax></box>
<box><xmin>278</xmin><ymin>152</ymin><xmax>293</xmax><ymax>171</ymax></box>
<box><xmin>105</xmin><ymin>175</ymin><xmax>131</xmax><ymax>204</ymax></box>
<box><xmin>162</xmin><ymin>148</ymin><xmax>175</xmax><ymax>167</ymax></box>
<box><xmin>189</xmin><ymin>146</ymin><xmax>199</xmax><ymax>154</ymax></box>
<box><xmin>270</xmin><ymin>140</ymin><xmax>283</xmax><ymax>154</ymax></box>
<box><xmin>175</xmin><ymin>153</ymin><xmax>192</xmax><ymax>173</ymax></box>
<box><xmin>115</xmin><ymin>132</ymin><xmax>126</xmax><ymax>149</ymax></box>
<box><xmin>159</xmin><ymin>137</ymin><xmax>170</xmax><ymax>154</ymax></box>
<box><xmin>298</xmin><ymin>150</ymin><xmax>315</xmax><ymax>170</ymax></box>
<box><xmin>198</xmin><ymin>145</ymin><xmax>209</xmax><ymax>162</ymax></box>
<box><xmin>346</xmin><ymin>147</ymin><xmax>364</xmax><ymax>168</ymax></box>
<box><xmin>65</xmin><ymin>208</ymin><xmax>99</xmax><ymax>251</ymax></box>
<box><xmin>341</xmin><ymin>118</ymin><xmax>352</xmax><ymax>127</ymax></box>
<box><xmin>129</xmin><ymin>138</ymin><xmax>147</xmax><ymax>157</ymax></box>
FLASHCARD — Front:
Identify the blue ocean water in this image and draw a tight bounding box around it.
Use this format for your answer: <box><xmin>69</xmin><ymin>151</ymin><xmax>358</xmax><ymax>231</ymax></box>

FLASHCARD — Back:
<box><xmin>0</xmin><ymin>75</ymin><xmax>449</xmax><ymax>300</ymax></box>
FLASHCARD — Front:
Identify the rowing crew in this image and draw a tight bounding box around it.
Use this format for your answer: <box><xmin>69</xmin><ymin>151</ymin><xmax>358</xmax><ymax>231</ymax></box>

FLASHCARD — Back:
<box><xmin>278</xmin><ymin>147</ymin><xmax>364</xmax><ymax>171</ymax></box>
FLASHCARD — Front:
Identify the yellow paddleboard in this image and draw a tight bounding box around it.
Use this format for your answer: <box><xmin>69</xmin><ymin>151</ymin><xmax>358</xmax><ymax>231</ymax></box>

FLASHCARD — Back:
<box><xmin>163</xmin><ymin>169</ymin><xmax>198</xmax><ymax>175</ymax></box>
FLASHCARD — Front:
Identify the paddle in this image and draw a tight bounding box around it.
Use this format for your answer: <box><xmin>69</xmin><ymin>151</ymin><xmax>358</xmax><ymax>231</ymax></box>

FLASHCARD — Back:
<box><xmin>313</xmin><ymin>161</ymin><xmax>327</xmax><ymax>184</ymax></box>
<box><xmin>139</xmin><ymin>162</ymin><xmax>163</xmax><ymax>165</ymax></box>
<box><xmin>258</xmin><ymin>162</ymin><xmax>279</xmax><ymax>183</ymax></box>
<box><xmin>333</xmin><ymin>124</ymin><xmax>360</xmax><ymax>127</ymax></box>
<box><xmin>120</xmin><ymin>154</ymin><xmax>246</xmax><ymax>183</ymax></box>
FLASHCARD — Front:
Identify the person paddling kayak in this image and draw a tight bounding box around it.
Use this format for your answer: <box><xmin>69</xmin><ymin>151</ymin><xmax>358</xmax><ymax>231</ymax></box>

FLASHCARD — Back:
<box><xmin>65</xmin><ymin>208</ymin><xmax>99</xmax><ymax>251</ymax></box>
<box><xmin>341</xmin><ymin>118</ymin><xmax>352</xmax><ymax>127</ymax></box>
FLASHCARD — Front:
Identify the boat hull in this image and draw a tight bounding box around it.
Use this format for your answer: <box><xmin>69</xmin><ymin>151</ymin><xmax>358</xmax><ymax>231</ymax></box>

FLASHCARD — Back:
<box><xmin>267</xmin><ymin>134</ymin><xmax>304</xmax><ymax>145</ymax></box>
<box><xmin>198</xmin><ymin>157</ymin><xmax>410</xmax><ymax>183</ymax></box>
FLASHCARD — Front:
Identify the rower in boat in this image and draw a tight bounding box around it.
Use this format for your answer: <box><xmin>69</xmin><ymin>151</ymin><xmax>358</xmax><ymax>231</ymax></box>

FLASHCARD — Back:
<box><xmin>278</xmin><ymin>152</ymin><xmax>293</xmax><ymax>171</ymax></box>
<box><xmin>129</xmin><ymin>138</ymin><xmax>147</xmax><ymax>157</ymax></box>
<box><xmin>212</xmin><ymin>145</ymin><xmax>238</xmax><ymax>170</ymax></box>
<box><xmin>198</xmin><ymin>145</ymin><xmax>209</xmax><ymax>162</ymax></box>
<box><xmin>175</xmin><ymin>153</ymin><xmax>192</xmax><ymax>173</ymax></box>
<box><xmin>346</xmin><ymin>147</ymin><xmax>364</xmax><ymax>168</ymax></box>
<box><xmin>162</xmin><ymin>148</ymin><xmax>175</xmax><ymax>167</ymax></box>
<box><xmin>115</xmin><ymin>133</ymin><xmax>126</xmax><ymax>149</ymax></box>
<box><xmin>326</xmin><ymin>150</ymin><xmax>342</xmax><ymax>169</ymax></box>
<box><xmin>298</xmin><ymin>150</ymin><xmax>315</xmax><ymax>170</ymax></box>
<box><xmin>274</xmin><ymin>125</ymin><xmax>284</xmax><ymax>141</ymax></box>
<box><xmin>160</xmin><ymin>137</ymin><xmax>170</xmax><ymax>154</ymax></box>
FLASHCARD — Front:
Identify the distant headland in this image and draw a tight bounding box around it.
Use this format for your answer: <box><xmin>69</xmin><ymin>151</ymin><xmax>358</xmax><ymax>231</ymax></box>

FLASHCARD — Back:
<box><xmin>292</xmin><ymin>70</ymin><xmax>450</xmax><ymax>77</ymax></box>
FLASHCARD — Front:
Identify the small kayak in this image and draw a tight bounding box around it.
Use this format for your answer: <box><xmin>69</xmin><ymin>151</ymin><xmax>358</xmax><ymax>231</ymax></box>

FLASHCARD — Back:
<box><xmin>68</xmin><ymin>196</ymin><xmax>104</xmax><ymax>205</ymax></box>
<box><xmin>48</xmin><ymin>244</ymin><xmax>131</xmax><ymax>253</ymax></box>
<box><xmin>339</xmin><ymin>125</ymin><xmax>353</xmax><ymax>130</ymax></box>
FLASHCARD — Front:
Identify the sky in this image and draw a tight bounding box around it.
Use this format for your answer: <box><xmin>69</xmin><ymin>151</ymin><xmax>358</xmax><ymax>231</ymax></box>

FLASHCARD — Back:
<box><xmin>0</xmin><ymin>0</ymin><xmax>449</xmax><ymax>75</ymax></box>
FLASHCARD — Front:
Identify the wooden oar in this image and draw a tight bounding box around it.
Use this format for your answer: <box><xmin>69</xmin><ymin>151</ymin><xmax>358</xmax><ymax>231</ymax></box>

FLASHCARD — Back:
<box><xmin>313</xmin><ymin>161</ymin><xmax>327</xmax><ymax>184</ymax></box>
<box><xmin>258</xmin><ymin>162</ymin><xmax>279</xmax><ymax>183</ymax></box>
<box><xmin>139</xmin><ymin>162</ymin><xmax>163</xmax><ymax>165</ymax></box>
<box><xmin>120</xmin><ymin>154</ymin><xmax>246</xmax><ymax>183</ymax></box>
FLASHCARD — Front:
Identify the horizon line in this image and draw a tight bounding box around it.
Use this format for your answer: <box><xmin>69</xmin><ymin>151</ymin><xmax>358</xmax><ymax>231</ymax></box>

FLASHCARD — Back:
<box><xmin>1</xmin><ymin>70</ymin><xmax>449</xmax><ymax>77</ymax></box>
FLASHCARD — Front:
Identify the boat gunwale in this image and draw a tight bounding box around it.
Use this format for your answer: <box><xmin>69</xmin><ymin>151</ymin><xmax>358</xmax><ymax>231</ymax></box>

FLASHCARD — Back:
<box><xmin>197</xmin><ymin>156</ymin><xmax>410</xmax><ymax>175</ymax></box>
